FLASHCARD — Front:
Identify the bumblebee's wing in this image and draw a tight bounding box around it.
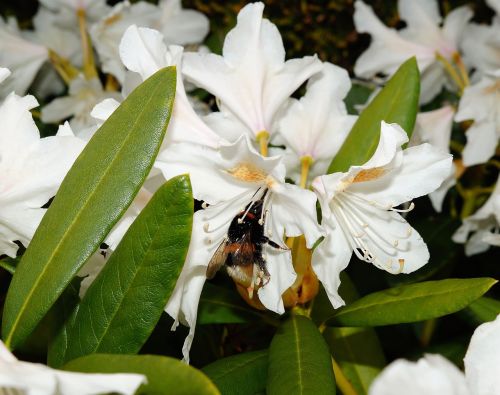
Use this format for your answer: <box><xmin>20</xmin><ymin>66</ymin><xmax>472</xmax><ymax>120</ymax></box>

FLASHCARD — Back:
<box><xmin>206</xmin><ymin>238</ymin><xmax>229</xmax><ymax>279</ymax></box>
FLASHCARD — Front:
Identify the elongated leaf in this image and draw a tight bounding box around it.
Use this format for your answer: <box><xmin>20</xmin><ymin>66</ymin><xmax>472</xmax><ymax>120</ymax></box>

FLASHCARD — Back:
<box><xmin>63</xmin><ymin>354</ymin><xmax>220</xmax><ymax>395</ymax></box>
<box><xmin>326</xmin><ymin>278</ymin><xmax>497</xmax><ymax>327</ymax></box>
<box><xmin>267</xmin><ymin>315</ymin><xmax>336</xmax><ymax>395</ymax></box>
<box><xmin>198</xmin><ymin>283</ymin><xmax>279</xmax><ymax>326</ymax></box>
<box><xmin>203</xmin><ymin>350</ymin><xmax>268</xmax><ymax>395</ymax></box>
<box><xmin>2</xmin><ymin>67</ymin><xmax>177</xmax><ymax>349</ymax></box>
<box><xmin>328</xmin><ymin>57</ymin><xmax>419</xmax><ymax>173</ymax></box>
<box><xmin>313</xmin><ymin>276</ymin><xmax>385</xmax><ymax>395</ymax></box>
<box><xmin>324</xmin><ymin>327</ymin><xmax>384</xmax><ymax>395</ymax></box>
<box><xmin>50</xmin><ymin>175</ymin><xmax>193</xmax><ymax>366</ymax></box>
<box><xmin>464</xmin><ymin>296</ymin><xmax>500</xmax><ymax>324</ymax></box>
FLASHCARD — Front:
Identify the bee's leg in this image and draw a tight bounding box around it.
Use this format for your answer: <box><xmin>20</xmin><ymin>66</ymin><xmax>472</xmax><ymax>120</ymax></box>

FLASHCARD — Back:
<box><xmin>262</xmin><ymin>236</ymin><xmax>288</xmax><ymax>250</ymax></box>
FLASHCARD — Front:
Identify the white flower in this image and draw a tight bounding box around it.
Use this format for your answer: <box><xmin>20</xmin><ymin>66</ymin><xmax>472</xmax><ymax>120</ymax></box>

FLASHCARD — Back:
<box><xmin>0</xmin><ymin>17</ymin><xmax>48</xmax><ymax>98</ymax></box>
<box><xmin>92</xmin><ymin>25</ymin><xmax>222</xmax><ymax>149</ymax></box>
<box><xmin>0</xmin><ymin>93</ymin><xmax>85</xmax><ymax>257</ymax></box>
<box><xmin>158</xmin><ymin>136</ymin><xmax>323</xmax><ymax>361</ymax></box>
<box><xmin>277</xmin><ymin>62</ymin><xmax>356</xmax><ymax>185</ymax></box>
<box><xmin>39</xmin><ymin>0</ymin><xmax>110</xmax><ymax>25</ymax></box>
<box><xmin>312</xmin><ymin>122</ymin><xmax>452</xmax><ymax>308</ymax></box>
<box><xmin>453</xmin><ymin>175</ymin><xmax>500</xmax><ymax>256</ymax></box>
<box><xmin>182</xmin><ymin>2</ymin><xmax>322</xmax><ymax>142</ymax></box>
<box><xmin>369</xmin><ymin>314</ymin><xmax>500</xmax><ymax>395</ymax></box>
<box><xmin>90</xmin><ymin>0</ymin><xmax>208</xmax><ymax>82</ymax></box>
<box><xmin>461</xmin><ymin>18</ymin><xmax>500</xmax><ymax>77</ymax></box>
<box><xmin>0</xmin><ymin>340</ymin><xmax>145</xmax><ymax>395</ymax></box>
<box><xmin>41</xmin><ymin>75</ymin><xmax>121</xmax><ymax>133</ymax></box>
<box><xmin>353</xmin><ymin>0</ymin><xmax>472</xmax><ymax>104</ymax></box>
<box><xmin>411</xmin><ymin>106</ymin><xmax>456</xmax><ymax>212</ymax></box>
<box><xmin>455</xmin><ymin>71</ymin><xmax>500</xmax><ymax>167</ymax></box>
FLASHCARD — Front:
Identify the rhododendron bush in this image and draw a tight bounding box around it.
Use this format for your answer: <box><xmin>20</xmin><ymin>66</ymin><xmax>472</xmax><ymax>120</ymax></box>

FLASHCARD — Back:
<box><xmin>0</xmin><ymin>1</ymin><xmax>498</xmax><ymax>394</ymax></box>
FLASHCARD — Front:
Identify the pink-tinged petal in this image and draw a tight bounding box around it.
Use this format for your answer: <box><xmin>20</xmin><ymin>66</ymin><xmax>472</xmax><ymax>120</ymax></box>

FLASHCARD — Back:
<box><xmin>413</xmin><ymin>106</ymin><xmax>454</xmax><ymax>152</ymax></box>
<box><xmin>353</xmin><ymin>1</ymin><xmax>434</xmax><ymax>78</ymax></box>
<box><xmin>461</xmin><ymin>22</ymin><xmax>500</xmax><ymax>75</ymax></box>
<box><xmin>258</xmin><ymin>246</ymin><xmax>295</xmax><ymax>314</ymax></box>
<box><xmin>351</xmin><ymin>143</ymin><xmax>452</xmax><ymax>207</ymax></box>
<box><xmin>0</xmin><ymin>18</ymin><xmax>48</xmax><ymax>98</ymax></box>
<box><xmin>462</xmin><ymin>121</ymin><xmax>497</xmax><ymax>166</ymax></box>
<box><xmin>311</xmin><ymin>219</ymin><xmax>352</xmax><ymax>308</ymax></box>
<box><xmin>464</xmin><ymin>314</ymin><xmax>500</xmax><ymax>395</ymax></box>
<box><xmin>370</xmin><ymin>354</ymin><xmax>468</xmax><ymax>395</ymax></box>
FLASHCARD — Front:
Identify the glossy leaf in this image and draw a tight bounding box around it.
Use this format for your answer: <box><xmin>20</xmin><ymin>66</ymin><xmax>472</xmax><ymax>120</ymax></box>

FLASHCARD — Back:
<box><xmin>203</xmin><ymin>350</ymin><xmax>268</xmax><ymax>395</ymax></box>
<box><xmin>464</xmin><ymin>296</ymin><xmax>500</xmax><ymax>324</ymax></box>
<box><xmin>313</xmin><ymin>276</ymin><xmax>385</xmax><ymax>395</ymax></box>
<box><xmin>51</xmin><ymin>175</ymin><xmax>193</xmax><ymax>366</ymax></box>
<box><xmin>326</xmin><ymin>278</ymin><xmax>497</xmax><ymax>327</ymax></box>
<box><xmin>198</xmin><ymin>283</ymin><xmax>279</xmax><ymax>326</ymax></box>
<box><xmin>2</xmin><ymin>67</ymin><xmax>177</xmax><ymax>349</ymax></box>
<box><xmin>328</xmin><ymin>57</ymin><xmax>420</xmax><ymax>173</ymax></box>
<box><xmin>324</xmin><ymin>327</ymin><xmax>384</xmax><ymax>395</ymax></box>
<box><xmin>267</xmin><ymin>315</ymin><xmax>336</xmax><ymax>395</ymax></box>
<box><xmin>63</xmin><ymin>354</ymin><xmax>220</xmax><ymax>395</ymax></box>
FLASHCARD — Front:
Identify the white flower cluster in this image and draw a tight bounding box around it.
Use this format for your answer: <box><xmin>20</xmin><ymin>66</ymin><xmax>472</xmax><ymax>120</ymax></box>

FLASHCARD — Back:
<box><xmin>0</xmin><ymin>0</ymin><xmax>497</xmax><ymax>372</ymax></box>
<box><xmin>353</xmin><ymin>0</ymin><xmax>500</xmax><ymax>253</ymax></box>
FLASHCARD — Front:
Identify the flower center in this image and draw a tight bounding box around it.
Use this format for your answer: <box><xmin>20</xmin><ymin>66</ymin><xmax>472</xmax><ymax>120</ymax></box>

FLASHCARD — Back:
<box><xmin>228</xmin><ymin>162</ymin><xmax>268</xmax><ymax>183</ymax></box>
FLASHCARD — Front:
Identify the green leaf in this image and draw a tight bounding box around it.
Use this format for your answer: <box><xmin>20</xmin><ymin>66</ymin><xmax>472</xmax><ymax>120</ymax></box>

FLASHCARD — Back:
<box><xmin>267</xmin><ymin>315</ymin><xmax>336</xmax><ymax>395</ymax></box>
<box><xmin>2</xmin><ymin>67</ymin><xmax>177</xmax><ymax>349</ymax></box>
<box><xmin>326</xmin><ymin>278</ymin><xmax>497</xmax><ymax>327</ymax></box>
<box><xmin>464</xmin><ymin>296</ymin><xmax>500</xmax><ymax>324</ymax></box>
<box><xmin>198</xmin><ymin>283</ymin><xmax>279</xmax><ymax>326</ymax></box>
<box><xmin>63</xmin><ymin>354</ymin><xmax>220</xmax><ymax>395</ymax></box>
<box><xmin>312</xmin><ymin>276</ymin><xmax>385</xmax><ymax>395</ymax></box>
<box><xmin>324</xmin><ymin>328</ymin><xmax>385</xmax><ymax>395</ymax></box>
<box><xmin>203</xmin><ymin>350</ymin><xmax>268</xmax><ymax>395</ymax></box>
<box><xmin>50</xmin><ymin>175</ymin><xmax>193</xmax><ymax>366</ymax></box>
<box><xmin>328</xmin><ymin>57</ymin><xmax>420</xmax><ymax>173</ymax></box>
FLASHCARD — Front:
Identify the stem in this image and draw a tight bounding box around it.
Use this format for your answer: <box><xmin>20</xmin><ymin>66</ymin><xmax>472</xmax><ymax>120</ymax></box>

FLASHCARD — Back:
<box><xmin>436</xmin><ymin>52</ymin><xmax>464</xmax><ymax>94</ymax></box>
<box><xmin>256</xmin><ymin>130</ymin><xmax>269</xmax><ymax>156</ymax></box>
<box><xmin>332</xmin><ymin>357</ymin><xmax>359</xmax><ymax>395</ymax></box>
<box><xmin>452</xmin><ymin>52</ymin><xmax>470</xmax><ymax>88</ymax></box>
<box><xmin>420</xmin><ymin>318</ymin><xmax>437</xmax><ymax>347</ymax></box>
<box><xmin>77</xmin><ymin>8</ymin><xmax>97</xmax><ymax>79</ymax></box>
<box><xmin>48</xmin><ymin>49</ymin><xmax>79</xmax><ymax>84</ymax></box>
<box><xmin>299</xmin><ymin>156</ymin><xmax>313</xmax><ymax>189</ymax></box>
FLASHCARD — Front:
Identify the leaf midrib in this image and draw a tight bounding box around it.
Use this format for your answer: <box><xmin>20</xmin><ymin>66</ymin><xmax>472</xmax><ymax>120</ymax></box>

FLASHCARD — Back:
<box><xmin>6</xmin><ymin>79</ymin><xmax>168</xmax><ymax>346</ymax></box>
<box><xmin>331</xmin><ymin>280</ymin><xmax>494</xmax><ymax>322</ymax></box>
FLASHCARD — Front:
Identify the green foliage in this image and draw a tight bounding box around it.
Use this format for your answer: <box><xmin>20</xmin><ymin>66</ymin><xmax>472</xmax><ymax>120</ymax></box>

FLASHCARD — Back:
<box><xmin>328</xmin><ymin>57</ymin><xmax>420</xmax><ymax>173</ymax></box>
<box><xmin>203</xmin><ymin>350</ymin><xmax>268</xmax><ymax>395</ymax></box>
<box><xmin>267</xmin><ymin>315</ymin><xmax>336</xmax><ymax>395</ymax></box>
<box><xmin>464</xmin><ymin>296</ymin><xmax>500</xmax><ymax>324</ymax></box>
<box><xmin>326</xmin><ymin>278</ymin><xmax>497</xmax><ymax>327</ymax></box>
<box><xmin>49</xmin><ymin>175</ymin><xmax>193</xmax><ymax>366</ymax></box>
<box><xmin>63</xmin><ymin>354</ymin><xmax>220</xmax><ymax>395</ymax></box>
<box><xmin>2</xmin><ymin>67</ymin><xmax>177</xmax><ymax>350</ymax></box>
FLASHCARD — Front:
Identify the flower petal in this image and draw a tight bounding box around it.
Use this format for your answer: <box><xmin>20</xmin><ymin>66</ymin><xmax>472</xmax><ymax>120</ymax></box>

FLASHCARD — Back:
<box><xmin>464</xmin><ymin>314</ymin><xmax>500</xmax><ymax>395</ymax></box>
<box><xmin>311</xmin><ymin>219</ymin><xmax>352</xmax><ymax>308</ymax></box>
<box><xmin>370</xmin><ymin>354</ymin><xmax>468</xmax><ymax>395</ymax></box>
